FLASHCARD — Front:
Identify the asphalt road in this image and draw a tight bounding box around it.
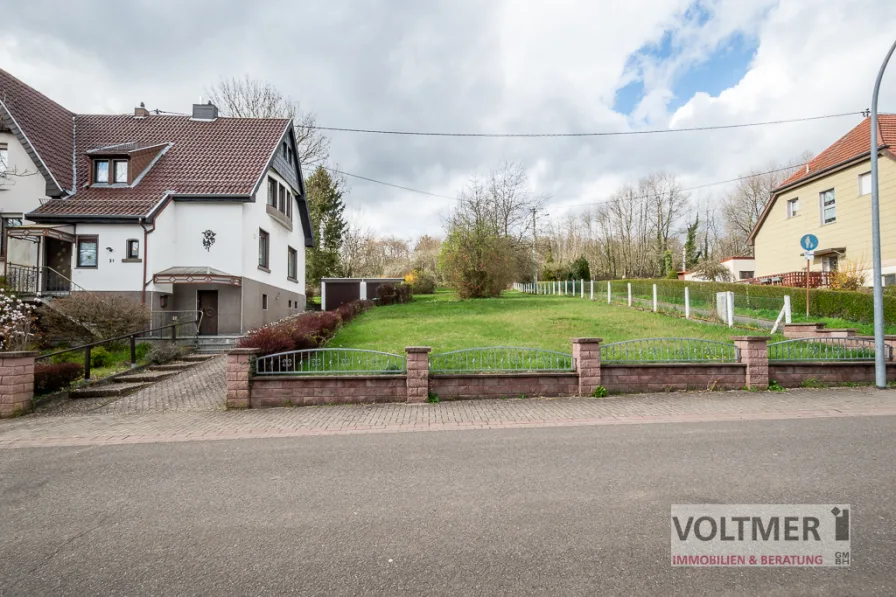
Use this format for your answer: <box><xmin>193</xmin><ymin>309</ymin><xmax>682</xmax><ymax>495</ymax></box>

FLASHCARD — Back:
<box><xmin>1</xmin><ymin>416</ymin><xmax>895</xmax><ymax>596</ymax></box>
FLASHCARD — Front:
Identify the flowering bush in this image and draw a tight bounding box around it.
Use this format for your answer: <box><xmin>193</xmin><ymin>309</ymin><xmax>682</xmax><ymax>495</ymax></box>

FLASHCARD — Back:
<box><xmin>0</xmin><ymin>289</ymin><xmax>35</xmax><ymax>351</ymax></box>
<box><xmin>34</xmin><ymin>362</ymin><xmax>83</xmax><ymax>394</ymax></box>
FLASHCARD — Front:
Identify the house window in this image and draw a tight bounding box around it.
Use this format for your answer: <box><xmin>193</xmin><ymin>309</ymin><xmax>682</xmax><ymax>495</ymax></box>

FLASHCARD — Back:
<box><xmin>126</xmin><ymin>239</ymin><xmax>140</xmax><ymax>259</ymax></box>
<box><xmin>160</xmin><ymin>295</ymin><xmax>169</xmax><ymax>309</ymax></box>
<box><xmin>77</xmin><ymin>237</ymin><xmax>98</xmax><ymax>267</ymax></box>
<box><xmin>278</xmin><ymin>183</ymin><xmax>286</xmax><ymax>213</ymax></box>
<box><xmin>739</xmin><ymin>271</ymin><xmax>755</xmax><ymax>280</ymax></box>
<box><xmin>820</xmin><ymin>189</ymin><xmax>836</xmax><ymax>224</ymax></box>
<box><xmin>0</xmin><ymin>216</ymin><xmax>22</xmax><ymax>257</ymax></box>
<box><xmin>94</xmin><ymin>160</ymin><xmax>110</xmax><ymax>183</ymax></box>
<box><xmin>288</xmin><ymin>246</ymin><xmax>298</xmax><ymax>280</ymax></box>
<box><xmin>282</xmin><ymin>142</ymin><xmax>288</xmax><ymax>160</ymax></box>
<box><xmin>823</xmin><ymin>255</ymin><xmax>840</xmax><ymax>272</ymax></box>
<box><xmin>287</xmin><ymin>191</ymin><xmax>293</xmax><ymax>220</ymax></box>
<box><xmin>113</xmin><ymin>160</ymin><xmax>128</xmax><ymax>183</ymax></box>
<box><xmin>258</xmin><ymin>228</ymin><xmax>270</xmax><ymax>269</ymax></box>
<box><xmin>787</xmin><ymin>198</ymin><xmax>799</xmax><ymax>218</ymax></box>
<box><xmin>262</xmin><ymin>294</ymin><xmax>268</xmax><ymax>310</ymax></box>
<box><xmin>0</xmin><ymin>145</ymin><xmax>7</xmax><ymax>175</ymax></box>
<box><xmin>267</xmin><ymin>177</ymin><xmax>277</xmax><ymax>207</ymax></box>
<box><xmin>287</xmin><ymin>147</ymin><xmax>293</xmax><ymax>165</ymax></box>
<box><xmin>859</xmin><ymin>172</ymin><xmax>872</xmax><ymax>196</ymax></box>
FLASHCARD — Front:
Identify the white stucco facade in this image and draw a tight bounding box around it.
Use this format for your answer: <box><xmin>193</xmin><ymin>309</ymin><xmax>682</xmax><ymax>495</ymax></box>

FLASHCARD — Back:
<box><xmin>0</xmin><ymin>132</ymin><xmax>52</xmax><ymax>267</ymax></box>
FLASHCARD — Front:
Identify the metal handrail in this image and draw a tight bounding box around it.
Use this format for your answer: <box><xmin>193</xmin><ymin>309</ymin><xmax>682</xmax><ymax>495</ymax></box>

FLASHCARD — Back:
<box><xmin>767</xmin><ymin>336</ymin><xmax>888</xmax><ymax>361</ymax></box>
<box><xmin>255</xmin><ymin>348</ymin><xmax>406</xmax><ymax>376</ymax></box>
<box><xmin>429</xmin><ymin>346</ymin><xmax>574</xmax><ymax>373</ymax></box>
<box><xmin>600</xmin><ymin>338</ymin><xmax>740</xmax><ymax>363</ymax></box>
<box><xmin>37</xmin><ymin>317</ymin><xmax>200</xmax><ymax>382</ymax></box>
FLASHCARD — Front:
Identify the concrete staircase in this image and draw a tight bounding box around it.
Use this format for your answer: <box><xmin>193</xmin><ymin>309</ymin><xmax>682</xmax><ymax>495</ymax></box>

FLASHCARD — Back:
<box><xmin>193</xmin><ymin>335</ymin><xmax>243</xmax><ymax>354</ymax></box>
<box><xmin>69</xmin><ymin>353</ymin><xmax>219</xmax><ymax>399</ymax></box>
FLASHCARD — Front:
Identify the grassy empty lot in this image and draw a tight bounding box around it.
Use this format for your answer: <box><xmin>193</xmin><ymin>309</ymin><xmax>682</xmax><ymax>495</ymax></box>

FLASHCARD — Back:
<box><xmin>329</xmin><ymin>290</ymin><xmax>771</xmax><ymax>354</ymax></box>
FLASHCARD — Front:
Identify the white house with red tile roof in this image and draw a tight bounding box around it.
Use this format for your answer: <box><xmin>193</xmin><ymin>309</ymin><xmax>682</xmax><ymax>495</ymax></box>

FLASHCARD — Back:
<box><xmin>748</xmin><ymin>115</ymin><xmax>896</xmax><ymax>287</ymax></box>
<box><xmin>682</xmin><ymin>256</ymin><xmax>756</xmax><ymax>282</ymax></box>
<box><xmin>0</xmin><ymin>68</ymin><xmax>312</xmax><ymax>334</ymax></box>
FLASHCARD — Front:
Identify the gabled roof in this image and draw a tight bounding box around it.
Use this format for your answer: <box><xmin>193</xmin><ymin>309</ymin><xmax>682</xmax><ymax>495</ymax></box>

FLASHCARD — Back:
<box><xmin>775</xmin><ymin>115</ymin><xmax>896</xmax><ymax>191</ymax></box>
<box><xmin>30</xmin><ymin>114</ymin><xmax>290</xmax><ymax>219</ymax></box>
<box><xmin>0</xmin><ymin>68</ymin><xmax>74</xmax><ymax>195</ymax></box>
<box><xmin>748</xmin><ymin>115</ymin><xmax>896</xmax><ymax>244</ymax></box>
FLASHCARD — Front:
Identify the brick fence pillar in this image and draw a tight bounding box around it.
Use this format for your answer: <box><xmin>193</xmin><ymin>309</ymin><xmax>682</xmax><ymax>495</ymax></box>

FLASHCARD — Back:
<box><xmin>572</xmin><ymin>338</ymin><xmax>602</xmax><ymax>396</ymax></box>
<box><xmin>0</xmin><ymin>351</ymin><xmax>37</xmax><ymax>418</ymax></box>
<box><xmin>733</xmin><ymin>336</ymin><xmax>769</xmax><ymax>389</ymax></box>
<box><xmin>405</xmin><ymin>346</ymin><xmax>431</xmax><ymax>403</ymax></box>
<box><xmin>226</xmin><ymin>348</ymin><xmax>260</xmax><ymax>409</ymax></box>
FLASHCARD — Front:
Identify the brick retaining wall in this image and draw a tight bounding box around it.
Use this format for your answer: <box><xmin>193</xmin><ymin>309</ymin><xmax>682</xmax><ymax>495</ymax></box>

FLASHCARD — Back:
<box><xmin>769</xmin><ymin>363</ymin><xmax>896</xmax><ymax>387</ymax></box>
<box><xmin>430</xmin><ymin>373</ymin><xmax>578</xmax><ymax>400</ymax></box>
<box><xmin>251</xmin><ymin>375</ymin><xmax>407</xmax><ymax>407</ymax></box>
<box><xmin>601</xmin><ymin>363</ymin><xmax>747</xmax><ymax>393</ymax></box>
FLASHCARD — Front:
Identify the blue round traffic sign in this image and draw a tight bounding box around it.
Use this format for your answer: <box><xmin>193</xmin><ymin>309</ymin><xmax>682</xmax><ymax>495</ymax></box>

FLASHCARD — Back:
<box><xmin>800</xmin><ymin>234</ymin><xmax>819</xmax><ymax>251</ymax></box>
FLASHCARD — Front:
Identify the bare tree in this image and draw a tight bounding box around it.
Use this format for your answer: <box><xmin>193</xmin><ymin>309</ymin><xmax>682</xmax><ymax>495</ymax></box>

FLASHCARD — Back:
<box><xmin>207</xmin><ymin>75</ymin><xmax>330</xmax><ymax>168</ymax></box>
<box><xmin>485</xmin><ymin>162</ymin><xmax>545</xmax><ymax>242</ymax></box>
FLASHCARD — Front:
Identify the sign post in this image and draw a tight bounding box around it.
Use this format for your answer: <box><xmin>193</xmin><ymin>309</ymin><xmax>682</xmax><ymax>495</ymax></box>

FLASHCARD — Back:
<box><xmin>800</xmin><ymin>234</ymin><xmax>819</xmax><ymax>318</ymax></box>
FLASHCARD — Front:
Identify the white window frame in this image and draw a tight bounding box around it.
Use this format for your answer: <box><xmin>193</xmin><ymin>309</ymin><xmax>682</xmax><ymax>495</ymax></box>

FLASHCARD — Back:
<box><xmin>0</xmin><ymin>145</ymin><xmax>8</xmax><ymax>176</ymax></box>
<box><xmin>113</xmin><ymin>160</ymin><xmax>128</xmax><ymax>184</ymax></box>
<box><xmin>787</xmin><ymin>197</ymin><xmax>799</xmax><ymax>219</ymax></box>
<box><xmin>819</xmin><ymin>189</ymin><xmax>836</xmax><ymax>225</ymax></box>
<box><xmin>94</xmin><ymin>160</ymin><xmax>110</xmax><ymax>184</ymax></box>
<box><xmin>859</xmin><ymin>172</ymin><xmax>872</xmax><ymax>196</ymax></box>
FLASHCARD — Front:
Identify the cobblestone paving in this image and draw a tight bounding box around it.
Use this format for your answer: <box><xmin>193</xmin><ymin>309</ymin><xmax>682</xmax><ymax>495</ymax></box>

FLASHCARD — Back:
<box><xmin>4</xmin><ymin>386</ymin><xmax>895</xmax><ymax>449</ymax></box>
<box><xmin>32</xmin><ymin>357</ymin><xmax>226</xmax><ymax>417</ymax></box>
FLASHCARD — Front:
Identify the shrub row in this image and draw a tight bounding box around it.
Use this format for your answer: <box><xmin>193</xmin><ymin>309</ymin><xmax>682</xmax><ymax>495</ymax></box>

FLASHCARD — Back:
<box><xmin>238</xmin><ymin>300</ymin><xmax>374</xmax><ymax>356</ymax></box>
<box><xmin>34</xmin><ymin>362</ymin><xmax>84</xmax><ymax>394</ymax></box>
<box><xmin>621</xmin><ymin>279</ymin><xmax>895</xmax><ymax>325</ymax></box>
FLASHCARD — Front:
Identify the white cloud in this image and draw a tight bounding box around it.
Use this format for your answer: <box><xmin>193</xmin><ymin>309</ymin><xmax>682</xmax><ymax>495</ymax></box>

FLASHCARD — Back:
<box><xmin>2</xmin><ymin>0</ymin><xmax>896</xmax><ymax>239</ymax></box>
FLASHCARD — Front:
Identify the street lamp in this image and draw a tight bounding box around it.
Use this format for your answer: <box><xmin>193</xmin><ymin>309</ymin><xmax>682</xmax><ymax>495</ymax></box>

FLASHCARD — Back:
<box><xmin>870</xmin><ymin>37</ymin><xmax>896</xmax><ymax>388</ymax></box>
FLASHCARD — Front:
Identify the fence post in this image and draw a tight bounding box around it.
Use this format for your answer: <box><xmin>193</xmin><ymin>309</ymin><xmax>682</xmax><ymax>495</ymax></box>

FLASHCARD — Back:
<box><xmin>784</xmin><ymin>295</ymin><xmax>792</xmax><ymax>324</ymax></box>
<box><xmin>627</xmin><ymin>283</ymin><xmax>632</xmax><ymax>307</ymax></box>
<box><xmin>405</xmin><ymin>346</ymin><xmax>431</xmax><ymax>403</ymax></box>
<box><xmin>685</xmin><ymin>287</ymin><xmax>690</xmax><ymax>319</ymax></box>
<box><xmin>572</xmin><ymin>338</ymin><xmax>602</xmax><ymax>396</ymax></box>
<box><xmin>170</xmin><ymin>323</ymin><xmax>177</xmax><ymax>342</ymax></box>
<box><xmin>129</xmin><ymin>335</ymin><xmax>137</xmax><ymax>368</ymax></box>
<box><xmin>606</xmin><ymin>281</ymin><xmax>610</xmax><ymax>304</ymax></box>
<box><xmin>733</xmin><ymin>337</ymin><xmax>769</xmax><ymax>389</ymax></box>
<box><xmin>226</xmin><ymin>348</ymin><xmax>259</xmax><ymax>409</ymax></box>
<box><xmin>0</xmin><ymin>351</ymin><xmax>38</xmax><ymax>418</ymax></box>
<box><xmin>727</xmin><ymin>292</ymin><xmax>735</xmax><ymax>327</ymax></box>
<box><xmin>565</xmin><ymin>280</ymin><xmax>568</xmax><ymax>295</ymax></box>
<box><xmin>652</xmin><ymin>284</ymin><xmax>658</xmax><ymax>312</ymax></box>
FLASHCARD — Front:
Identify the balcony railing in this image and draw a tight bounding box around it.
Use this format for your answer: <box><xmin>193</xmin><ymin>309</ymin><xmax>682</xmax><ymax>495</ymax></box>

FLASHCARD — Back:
<box><xmin>740</xmin><ymin>271</ymin><xmax>831</xmax><ymax>288</ymax></box>
<box><xmin>5</xmin><ymin>264</ymin><xmax>73</xmax><ymax>296</ymax></box>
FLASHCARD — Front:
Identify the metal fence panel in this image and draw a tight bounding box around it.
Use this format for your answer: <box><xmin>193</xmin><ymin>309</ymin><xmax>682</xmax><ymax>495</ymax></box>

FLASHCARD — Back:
<box><xmin>767</xmin><ymin>337</ymin><xmax>888</xmax><ymax>361</ymax></box>
<box><xmin>429</xmin><ymin>347</ymin><xmax>574</xmax><ymax>373</ymax></box>
<box><xmin>255</xmin><ymin>348</ymin><xmax>407</xmax><ymax>375</ymax></box>
<box><xmin>600</xmin><ymin>338</ymin><xmax>739</xmax><ymax>363</ymax></box>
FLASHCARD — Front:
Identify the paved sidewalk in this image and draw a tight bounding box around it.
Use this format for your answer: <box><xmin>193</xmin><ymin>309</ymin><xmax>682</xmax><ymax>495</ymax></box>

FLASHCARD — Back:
<box><xmin>3</xmin><ymin>386</ymin><xmax>895</xmax><ymax>449</ymax></box>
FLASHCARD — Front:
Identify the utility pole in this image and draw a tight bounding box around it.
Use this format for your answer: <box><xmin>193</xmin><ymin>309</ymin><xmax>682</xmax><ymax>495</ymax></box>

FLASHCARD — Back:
<box><xmin>870</xmin><ymin>37</ymin><xmax>896</xmax><ymax>388</ymax></box>
<box><xmin>532</xmin><ymin>208</ymin><xmax>538</xmax><ymax>286</ymax></box>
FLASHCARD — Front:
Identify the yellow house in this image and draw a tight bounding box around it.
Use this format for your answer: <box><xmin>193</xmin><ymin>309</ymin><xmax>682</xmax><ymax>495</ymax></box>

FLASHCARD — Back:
<box><xmin>749</xmin><ymin>115</ymin><xmax>896</xmax><ymax>286</ymax></box>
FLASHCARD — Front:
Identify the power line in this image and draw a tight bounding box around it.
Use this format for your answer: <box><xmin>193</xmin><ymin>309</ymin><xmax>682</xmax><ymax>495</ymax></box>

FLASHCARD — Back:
<box><xmin>311</xmin><ymin>111</ymin><xmax>861</xmax><ymax>138</ymax></box>
<box><xmin>325</xmin><ymin>167</ymin><xmax>458</xmax><ymax>200</ymax></box>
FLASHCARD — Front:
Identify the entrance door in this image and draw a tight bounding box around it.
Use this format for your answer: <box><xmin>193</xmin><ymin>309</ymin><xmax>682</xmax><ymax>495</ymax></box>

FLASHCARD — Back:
<box><xmin>43</xmin><ymin>238</ymin><xmax>72</xmax><ymax>293</ymax></box>
<box><xmin>197</xmin><ymin>290</ymin><xmax>219</xmax><ymax>335</ymax></box>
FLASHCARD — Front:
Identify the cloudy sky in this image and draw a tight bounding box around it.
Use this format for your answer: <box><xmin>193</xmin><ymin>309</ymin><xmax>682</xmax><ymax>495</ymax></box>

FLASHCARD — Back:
<box><xmin>3</xmin><ymin>0</ymin><xmax>896</xmax><ymax>238</ymax></box>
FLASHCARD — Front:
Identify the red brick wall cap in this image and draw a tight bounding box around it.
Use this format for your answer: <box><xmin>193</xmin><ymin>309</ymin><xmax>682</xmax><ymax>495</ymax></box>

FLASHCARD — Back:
<box><xmin>571</xmin><ymin>338</ymin><xmax>603</xmax><ymax>344</ymax></box>
<box><xmin>405</xmin><ymin>346</ymin><xmax>432</xmax><ymax>353</ymax></box>
<box><xmin>731</xmin><ymin>336</ymin><xmax>769</xmax><ymax>342</ymax></box>
<box><xmin>0</xmin><ymin>351</ymin><xmax>39</xmax><ymax>358</ymax></box>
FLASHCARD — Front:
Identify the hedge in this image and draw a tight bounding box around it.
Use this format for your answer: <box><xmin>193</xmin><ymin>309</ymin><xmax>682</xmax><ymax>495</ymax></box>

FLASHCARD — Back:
<box><xmin>617</xmin><ymin>279</ymin><xmax>894</xmax><ymax>325</ymax></box>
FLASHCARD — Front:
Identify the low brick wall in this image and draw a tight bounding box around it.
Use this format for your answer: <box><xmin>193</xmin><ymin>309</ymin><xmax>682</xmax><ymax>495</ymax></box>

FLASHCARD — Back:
<box><xmin>602</xmin><ymin>363</ymin><xmax>747</xmax><ymax>393</ymax></box>
<box><xmin>251</xmin><ymin>375</ymin><xmax>407</xmax><ymax>408</ymax></box>
<box><xmin>769</xmin><ymin>362</ymin><xmax>896</xmax><ymax>387</ymax></box>
<box><xmin>430</xmin><ymin>373</ymin><xmax>578</xmax><ymax>400</ymax></box>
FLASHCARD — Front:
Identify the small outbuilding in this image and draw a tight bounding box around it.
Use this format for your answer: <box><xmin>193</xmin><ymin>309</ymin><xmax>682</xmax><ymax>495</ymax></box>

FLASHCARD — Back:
<box><xmin>320</xmin><ymin>278</ymin><xmax>404</xmax><ymax>311</ymax></box>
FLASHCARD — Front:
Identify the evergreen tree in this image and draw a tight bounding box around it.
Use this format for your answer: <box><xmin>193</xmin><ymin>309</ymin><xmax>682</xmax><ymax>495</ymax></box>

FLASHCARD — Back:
<box><xmin>684</xmin><ymin>215</ymin><xmax>700</xmax><ymax>269</ymax></box>
<box><xmin>305</xmin><ymin>166</ymin><xmax>347</xmax><ymax>284</ymax></box>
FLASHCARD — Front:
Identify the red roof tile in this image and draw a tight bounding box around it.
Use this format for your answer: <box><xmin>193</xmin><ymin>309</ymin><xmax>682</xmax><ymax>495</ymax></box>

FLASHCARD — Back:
<box><xmin>0</xmin><ymin>68</ymin><xmax>74</xmax><ymax>192</ymax></box>
<box><xmin>775</xmin><ymin>115</ymin><xmax>896</xmax><ymax>191</ymax></box>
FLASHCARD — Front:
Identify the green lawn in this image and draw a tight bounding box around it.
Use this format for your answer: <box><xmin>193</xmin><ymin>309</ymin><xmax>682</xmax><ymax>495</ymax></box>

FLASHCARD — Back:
<box><xmin>328</xmin><ymin>290</ymin><xmax>772</xmax><ymax>354</ymax></box>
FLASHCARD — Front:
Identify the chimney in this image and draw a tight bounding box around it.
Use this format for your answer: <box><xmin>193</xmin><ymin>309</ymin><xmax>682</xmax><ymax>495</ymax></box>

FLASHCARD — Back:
<box><xmin>134</xmin><ymin>102</ymin><xmax>149</xmax><ymax>118</ymax></box>
<box><xmin>191</xmin><ymin>101</ymin><xmax>219</xmax><ymax>121</ymax></box>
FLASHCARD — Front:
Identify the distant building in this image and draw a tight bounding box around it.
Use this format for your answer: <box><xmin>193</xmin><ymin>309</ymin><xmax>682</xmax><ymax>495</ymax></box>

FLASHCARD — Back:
<box><xmin>681</xmin><ymin>256</ymin><xmax>755</xmax><ymax>282</ymax></box>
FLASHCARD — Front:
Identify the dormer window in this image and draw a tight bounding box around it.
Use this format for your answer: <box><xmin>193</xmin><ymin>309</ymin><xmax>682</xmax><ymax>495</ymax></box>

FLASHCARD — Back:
<box><xmin>114</xmin><ymin>160</ymin><xmax>128</xmax><ymax>183</ymax></box>
<box><xmin>94</xmin><ymin>160</ymin><xmax>110</xmax><ymax>183</ymax></box>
